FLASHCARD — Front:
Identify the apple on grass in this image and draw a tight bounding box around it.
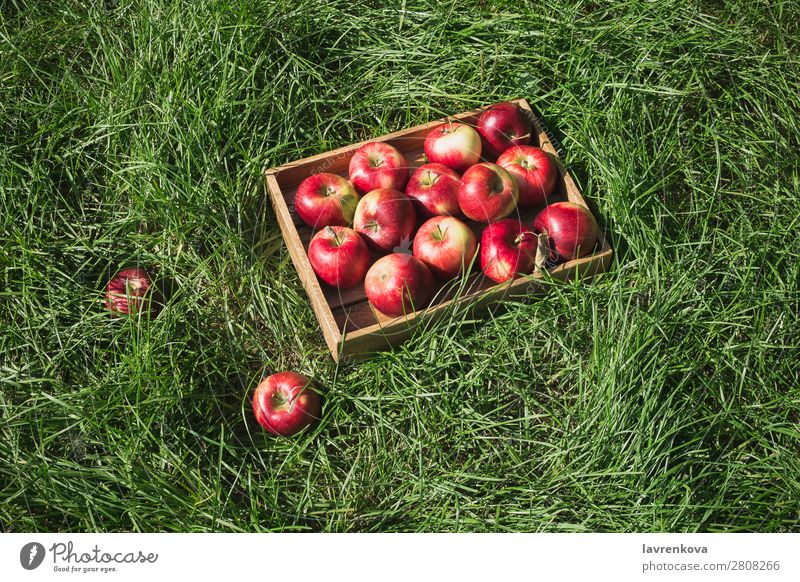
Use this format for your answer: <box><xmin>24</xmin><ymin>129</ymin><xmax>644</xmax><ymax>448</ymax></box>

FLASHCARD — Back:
<box><xmin>480</xmin><ymin>219</ymin><xmax>538</xmax><ymax>284</ymax></box>
<box><xmin>533</xmin><ymin>201</ymin><xmax>600</xmax><ymax>262</ymax></box>
<box><xmin>458</xmin><ymin>163</ymin><xmax>519</xmax><ymax>223</ymax></box>
<box><xmin>405</xmin><ymin>163</ymin><xmax>462</xmax><ymax>219</ymax></box>
<box><xmin>412</xmin><ymin>216</ymin><xmax>477</xmax><ymax>280</ymax></box>
<box><xmin>364</xmin><ymin>253</ymin><xmax>434</xmax><ymax>318</ymax></box>
<box><xmin>353</xmin><ymin>188</ymin><xmax>416</xmax><ymax>253</ymax></box>
<box><xmin>105</xmin><ymin>267</ymin><xmax>161</xmax><ymax>317</ymax></box>
<box><xmin>497</xmin><ymin>145</ymin><xmax>557</xmax><ymax>208</ymax></box>
<box><xmin>294</xmin><ymin>173</ymin><xmax>360</xmax><ymax>229</ymax></box>
<box><xmin>252</xmin><ymin>372</ymin><xmax>321</xmax><ymax>437</ymax></box>
<box><xmin>424</xmin><ymin>122</ymin><xmax>482</xmax><ymax>173</ymax></box>
<box><xmin>308</xmin><ymin>226</ymin><xmax>370</xmax><ymax>289</ymax></box>
<box><xmin>348</xmin><ymin>141</ymin><xmax>409</xmax><ymax>194</ymax></box>
<box><xmin>476</xmin><ymin>101</ymin><xmax>533</xmax><ymax>159</ymax></box>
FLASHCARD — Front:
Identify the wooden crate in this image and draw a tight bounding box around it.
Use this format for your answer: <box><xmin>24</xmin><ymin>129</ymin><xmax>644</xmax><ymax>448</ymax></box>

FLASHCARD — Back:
<box><xmin>264</xmin><ymin>99</ymin><xmax>613</xmax><ymax>361</ymax></box>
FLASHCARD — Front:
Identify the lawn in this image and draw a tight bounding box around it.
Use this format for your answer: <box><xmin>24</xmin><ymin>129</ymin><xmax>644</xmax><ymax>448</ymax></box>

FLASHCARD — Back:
<box><xmin>1</xmin><ymin>0</ymin><xmax>798</xmax><ymax>532</ymax></box>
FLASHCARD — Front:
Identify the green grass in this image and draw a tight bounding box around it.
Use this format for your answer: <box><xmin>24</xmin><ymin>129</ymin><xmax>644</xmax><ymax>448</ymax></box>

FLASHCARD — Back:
<box><xmin>1</xmin><ymin>0</ymin><xmax>799</xmax><ymax>532</ymax></box>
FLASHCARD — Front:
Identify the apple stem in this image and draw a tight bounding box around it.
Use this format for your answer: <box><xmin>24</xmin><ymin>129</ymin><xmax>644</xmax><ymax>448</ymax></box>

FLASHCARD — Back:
<box><xmin>513</xmin><ymin>230</ymin><xmax>535</xmax><ymax>246</ymax></box>
<box><xmin>325</xmin><ymin>225</ymin><xmax>342</xmax><ymax>246</ymax></box>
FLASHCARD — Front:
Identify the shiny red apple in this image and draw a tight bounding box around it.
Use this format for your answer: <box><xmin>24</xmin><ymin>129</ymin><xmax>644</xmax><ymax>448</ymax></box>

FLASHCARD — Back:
<box><xmin>364</xmin><ymin>253</ymin><xmax>434</xmax><ymax>317</ymax></box>
<box><xmin>405</xmin><ymin>163</ymin><xmax>462</xmax><ymax>219</ymax></box>
<box><xmin>353</xmin><ymin>188</ymin><xmax>416</xmax><ymax>253</ymax></box>
<box><xmin>480</xmin><ymin>219</ymin><xmax>537</xmax><ymax>283</ymax></box>
<box><xmin>308</xmin><ymin>226</ymin><xmax>370</xmax><ymax>289</ymax></box>
<box><xmin>294</xmin><ymin>173</ymin><xmax>360</xmax><ymax>229</ymax></box>
<box><xmin>423</xmin><ymin>122</ymin><xmax>482</xmax><ymax>173</ymax></box>
<box><xmin>458</xmin><ymin>162</ymin><xmax>519</xmax><ymax>223</ymax></box>
<box><xmin>497</xmin><ymin>145</ymin><xmax>557</xmax><ymax>208</ymax></box>
<box><xmin>412</xmin><ymin>216</ymin><xmax>477</xmax><ymax>280</ymax></box>
<box><xmin>533</xmin><ymin>202</ymin><xmax>600</xmax><ymax>262</ymax></box>
<box><xmin>348</xmin><ymin>141</ymin><xmax>409</xmax><ymax>194</ymax></box>
<box><xmin>252</xmin><ymin>372</ymin><xmax>321</xmax><ymax>437</ymax></box>
<box><xmin>476</xmin><ymin>101</ymin><xmax>533</xmax><ymax>159</ymax></box>
<box><xmin>105</xmin><ymin>267</ymin><xmax>161</xmax><ymax>317</ymax></box>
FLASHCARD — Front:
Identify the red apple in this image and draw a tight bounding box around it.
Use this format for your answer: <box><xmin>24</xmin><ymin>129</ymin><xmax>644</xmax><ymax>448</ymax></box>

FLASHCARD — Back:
<box><xmin>412</xmin><ymin>216</ymin><xmax>477</xmax><ymax>280</ymax></box>
<box><xmin>480</xmin><ymin>219</ymin><xmax>538</xmax><ymax>283</ymax></box>
<box><xmin>294</xmin><ymin>173</ymin><xmax>360</xmax><ymax>229</ymax></box>
<box><xmin>405</xmin><ymin>163</ymin><xmax>462</xmax><ymax>219</ymax></box>
<box><xmin>476</xmin><ymin>101</ymin><xmax>533</xmax><ymax>159</ymax></box>
<box><xmin>458</xmin><ymin>162</ymin><xmax>519</xmax><ymax>223</ymax></box>
<box><xmin>348</xmin><ymin>141</ymin><xmax>409</xmax><ymax>194</ymax></box>
<box><xmin>533</xmin><ymin>202</ymin><xmax>600</xmax><ymax>262</ymax></box>
<box><xmin>252</xmin><ymin>372</ymin><xmax>321</xmax><ymax>437</ymax></box>
<box><xmin>424</xmin><ymin>122</ymin><xmax>481</xmax><ymax>173</ymax></box>
<box><xmin>308</xmin><ymin>226</ymin><xmax>370</xmax><ymax>289</ymax></box>
<box><xmin>364</xmin><ymin>253</ymin><xmax>434</xmax><ymax>317</ymax></box>
<box><xmin>497</xmin><ymin>145</ymin><xmax>557</xmax><ymax>208</ymax></box>
<box><xmin>105</xmin><ymin>267</ymin><xmax>160</xmax><ymax>317</ymax></box>
<box><xmin>353</xmin><ymin>188</ymin><xmax>416</xmax><ymax>253</ymax></box>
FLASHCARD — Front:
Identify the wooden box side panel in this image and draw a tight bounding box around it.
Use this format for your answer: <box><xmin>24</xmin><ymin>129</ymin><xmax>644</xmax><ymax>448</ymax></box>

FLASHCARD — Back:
<box><xmin>339</xmin><ymin>245</ymin><xmax>613</xmax><ymax>359</ymax></box>
<box><xmin>265</xmin><ymin>174</ymin><xmax>342</xmax><ymax>357</ymax></box>
<box><xmin>517</xmin><ymin>100</ymin><xmax>612</xmax><ymax>256</ymax></box>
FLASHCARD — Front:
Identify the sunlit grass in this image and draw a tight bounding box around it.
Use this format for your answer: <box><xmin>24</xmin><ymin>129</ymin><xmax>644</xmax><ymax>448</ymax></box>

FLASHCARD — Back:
<box><xmin>1</xmin><ymin>0</ymin><xmax>798</xmax><ymax>532</ymax></box>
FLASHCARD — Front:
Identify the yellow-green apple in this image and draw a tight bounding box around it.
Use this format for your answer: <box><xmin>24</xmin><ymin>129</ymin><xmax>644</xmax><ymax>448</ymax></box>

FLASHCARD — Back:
<box><xmin>424</xmin><ymin>122</ymin><xmax>482</xmax><ymax>173</ymax></box>
<box><xmin>364</xmin><ymin>253</ymin><xmax>434</xmax><ymax>317</ymax></box>
<box><xmin>294</xmin><ymin>173</ymin><xmax>359</xmax><ymax>229</ymax></box>
<box><xmin>252</xmin><ymin>372</ymin><xmax>321</xmax><ymax>437</ymax></box>
<box><xmin>348</xmin><ymin>141</ymin><xmax>409</xmax><ymax>194</ymax></box>
<box><xmin>533</xmin><ymin>202</ymin><xmax>599</xmax><ymax>261</ymax></box>
<box><xmin>497</xmin><ymin>145</ymin><xmax>557</xmax><ymax>208</ymax></box>
<box><xmin>480</xmin><ymin>219</ymin><xmax>538</xmax><ymax>283</ymax></box>
<box><xmin>405</xmin><ymin>163</ymin><xmax>462</xmax><ymax>219</ymax></box>
<box><xmin>458</xmin><ymin>162</ymin><xmax>519</xmax><ymax>223</ymax></box>
<box><xmin>476</xmin><ymin>101</ymin><xmax>533</xmax><ymax>159</ymax></box>
<box><xmin>308</xmin><ymin>226</ymin><xmax>370</xmax><ymax>289</ymax></box>
<box><xmin>353</xmin><ymin>188</ymin><xmax>416</xmax><ymax>253</ymax></box>
<box><xmin>105</xmin><ymin>267</ymin><xmax>161</xmax><ymax>317</ymax></box>
<box><xmin>412</xmin><ymin>216</ymin><xmax>477</xmax><ymax>280</ymax></box>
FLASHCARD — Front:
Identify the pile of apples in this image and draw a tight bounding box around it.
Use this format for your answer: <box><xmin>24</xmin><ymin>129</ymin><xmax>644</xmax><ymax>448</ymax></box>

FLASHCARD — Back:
<box><xmin>296</xmin><ymin>102</ymin><xmax>600</xmax><ymax>318</ymax></box>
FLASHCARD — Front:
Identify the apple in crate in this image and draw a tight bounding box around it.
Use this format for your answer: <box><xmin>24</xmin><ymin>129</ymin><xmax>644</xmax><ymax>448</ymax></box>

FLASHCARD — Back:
<box><xmin>458</xmin><ymin>162</ymin><xmax>519</xmax><ymax>223</ymax></box>
<box><xmin>476</xmin><ymin>101</ymin><xmax>533</xmax><ymax>159</ymax></box>
<box><xmin>353</xmin><ymin>188</ymin><xmax>416</xmax><ymax>253</ymax></box>
<box><xmin>308</xmin><ymin>226</ymin><xmax>370</xmax><ymax>289</ymax></box>
<box><xmin>405</xmin><ymin>163</ymin><xmax>462</xmax><ymax>219</ymax></box>
<box><xmin>252</xmin><ymin>372</ymin><xmax>321</xmax><ymax>437</ymax></box>
<box><xmin>348</xmin><ymin>141</ymin><xmax>409</xmax><ymax>194</ymax></box>
<box><xmin>105</xmin><ymin>267</ymin><xmax>161</xmax><ymax>317</ymax></box>
<box><xmin>294</xmin><ymin>173</ymin><xmax>359</xmax><ymax>229</ymax></box>
<box><xmin>412</xmin><ymin>216</ymin><xmax>477</xmax><ymax>280</ymax></box>
<box><xmin>533</xmin><ymin>201</ymin><xmax>600</xmax><ymax>262</ymax></box>
<box><xmin>480</xmin><ymin>219</ymin><xmax>537</xmax><ymax>283</ymax></box>
<box><xmin>497</xmin><ymin>145</ymin><xmax>557</xmax><ymax>208</ymax></box>
<box><xmin>424</xmin><ymin>122</ymin><xmax>481</xmax><ymax>173</ymax></box>
<box><xmin>364</xmin><ymin>253</ymin><xmax>434</xmax><ymax>318</ymax></box>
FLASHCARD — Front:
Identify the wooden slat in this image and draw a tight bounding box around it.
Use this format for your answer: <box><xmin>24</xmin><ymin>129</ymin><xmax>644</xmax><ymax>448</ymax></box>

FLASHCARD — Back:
<box><xmin>264</xmin><ymin>173</ymin><xmax>342</xmax><ymax>357</ymax></box>
<box><xmin>337</xmin><ymin>245</ymin><xmax>613</xmax><ymax>360</ymax></box>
